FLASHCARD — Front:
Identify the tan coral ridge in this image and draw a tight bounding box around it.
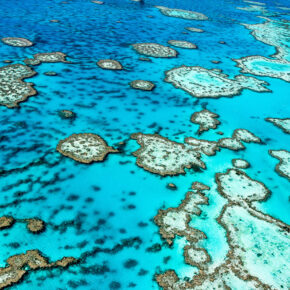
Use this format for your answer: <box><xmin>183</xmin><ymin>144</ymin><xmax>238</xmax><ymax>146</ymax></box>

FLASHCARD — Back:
<box><xmin>0</xmin><ymin>216</ymin><xmax>15</xmax><ymax>230</ymax></box>
<box><xmin>0</xmin><ymin>250</ymin><xmax>77</xmax><ymax>289</ymax></box>
<box><xmin>269</xmin><ymin>149</ymin><xmax>290</xmax><ymax>180</ymax></box>
<box><xmin>57</xmin><ymin>133</ymin><xmax>118</xmax><ymax>164</ymax></box>
<box><xmin>154</xmin><ymin>181</ymin><xmax>211</xmax><ymax>270</ymax></box>
<box><xmin>155</xmin><ymin>169</ymin><xmax>290</xmax><ymax>289</ymax></box>
<box><xmin>265</xmin><ymin>117</ymin><xmax>290</xmax><ymax>134</ymax></box>
<box><xmin>0</xmin><ymin>216</ymin><xmax>45</xmax><ymax>234</ymax></box>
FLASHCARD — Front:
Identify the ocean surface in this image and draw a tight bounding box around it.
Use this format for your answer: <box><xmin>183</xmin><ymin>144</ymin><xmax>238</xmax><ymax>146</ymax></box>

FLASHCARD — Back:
<box><xmin>0</xmin><ymin>0</ymin><xmax>289</xmax><ymax>289</ymax></box>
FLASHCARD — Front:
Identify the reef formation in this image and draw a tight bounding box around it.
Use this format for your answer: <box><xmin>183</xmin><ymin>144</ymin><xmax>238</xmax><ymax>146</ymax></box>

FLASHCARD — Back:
<box><xmin>131</xmin><ymin>133</ymin><xmax>205</xmax><ymax>176</ymax></box>
<box><xmin>0</xmin><ymin>216</ymin><xmax>45</xmax><ymax>234</ymax></box>
<box><xmin>24</xmin><ymin>52</ymin><xmax>68</xmax><ymax>65</ymax></box>
<box><xmin>269</xmin><ymin>149</ymin><xmax>290</xmax><ymax>180</ymax></box>
<box><xmin>235</xmin><ymin>18</ymin><xmax>290</xmax><ymax>82</ymax></box>
<box><xmin>131</xmin><ymin>126</ymin><xmax>262</xmax><ymax>176</ymax></box>
<box><xmin>0</xmin><ymin>250</ymin><xmax>77</xmax><ymax>289</ymax></box>
<box><xmin>0</xmin><ymin>64</ymin><xmax>37</xmax><ymax>108</ymax></box>
<box><xmin>168</xmin><ymin>40</ymin><xmax>197</xmax><ymax>49</ymax></box>
<box><xmin>57</xmin><ymin>133</ymin><xmax>118</xmax><ymax>164</ymax></box>
<box><xmin>1</xmin><ymin>37</ymin><xmax>33</xmax><ymax>47</ymax></box>
<box><xmin>155</xmin><ymin>169</ymin><xmax>290</xmax><ymax>289</ymax></box>
<box><xmin>155</xmin><ymin>6</ymin><xmax>208</xmax><ymax>21</ymax></box>
<box><xmin>265</xmin><ymin>117</ymin><xmax>290</xmax><ymax>134</ymax></box>
<box><xmin>129</xmin><ymin>80</ymin><xmax>155</xmax><ymax>91</ymax></box>
<box><xmin>165</xmin><ymin>66</ymin><xmax>270</xmax><ymax>98</ymax></box>
<box><xmin>132</xmin><ymin>43</ymin><xmax>178</xmax><ymax>58</ymax></box>
<box><xmin>185</xmin><ymin>27</ymin><xmax>204</xmax><ymax>33</ymax></box>
<box><xmin>97</xmin><ymin>59</ymin><xmax>123</xmax><ymax>70</ymax></box>
<box><xmin>155</xmin><ymin>182</ymin><xmax>210</xmax><ymax>270</ymax></box>
<box><xmin>232</xmin><ymin>158</ymin><xmax>250</xmax><ymax>169</ymax></box>
<box><xmin>190</xmin><ymin>109</ymin><xmax>220</xmax><ymax>134</ymax></box>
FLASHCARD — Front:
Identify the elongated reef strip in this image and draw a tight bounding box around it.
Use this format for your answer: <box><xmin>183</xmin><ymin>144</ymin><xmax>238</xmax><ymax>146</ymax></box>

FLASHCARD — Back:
<box><xmin>269</xmin><ymin>149</ymin><xmax>290</xmax><ymax>180</ymax></box>
<box><xmin>265</xmin><ymin>117</ymin><xmax>290</xmax><ymax>134</ymax></box>
<box><xmin>0</xmin><ymin>250</ymin><xmax>77</xmax><ymax>289</ymax></box>
<box><xmin>1</xmin><ymin>37</ymin><xmax>33</xmax><ymax>47</ymax></box>
<box><xmin>132</xmin><ymin>43</ymin><xmax>177</xmax><ymax>58</ymax></box>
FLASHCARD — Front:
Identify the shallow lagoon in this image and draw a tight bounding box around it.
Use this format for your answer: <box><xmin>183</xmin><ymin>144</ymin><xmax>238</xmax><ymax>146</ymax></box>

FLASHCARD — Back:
<box><xmin>0</xmin><ymin>0</ymin><xmax>289</xmax><ymax>289</ymax></box>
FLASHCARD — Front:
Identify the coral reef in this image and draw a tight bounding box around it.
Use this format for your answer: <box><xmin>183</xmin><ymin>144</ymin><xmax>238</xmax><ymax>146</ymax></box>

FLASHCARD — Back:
<box><xmin>131</xmin><ymin>133</ymin><xmax>205</xmax><ymax>176</ymax></box>
<box><xmin>129</xmin><ymin>80</ymin><xmax>155</xmax><ymax>91</ymax></box>
<box><xmin>216</xmin><ymin>168</ymin><xmax>270</xmax><ymax>203</ymax></box>
<box><xmin>165</xmin><ymin>66</ymin><xmax>270</xmax><ymax>98</ymax></box>
<box><xmin>232</xmin><ymin>158</ymin><xmax>250</xmax><ymax>169</ymax></box>
<box><xmin>235</xmin><ymin>18</ymin><xmax>290</xmax><ymax>82</ymax></box>
<box><xmin>1</xmin><ymin>37</ymin><xmax>33</xmax><ymax>47</ymax></box>
<box><xmin>132</xmin><ymin>43</ymin><xmax>177</xmax><ymax>58</ymax></box>
<box><xmin>58</xmin><ymin>110</ymin><xmax>76</xmax><ymax>119</ymax></box>
<box><xmin>24</xmin><ymin>52</ymin><xmax>68</xmax><ymax>65</ymax></box>
<box><xmin>0</xmin><ymin>216</ymin><xmax>15</xmax><ymax>229</ymax></box>
<box><xmin>235</xmin><ymin>56</ymin><xmax>290</xmax><ymax>82</ymax></box>
<box><xmin>57</xmin><ymin>133</ymin><xmax>118</xmax><ymax>164</ymax></box>
<box><xmin>154</xmin><ymin>182</ymin><xmax>210</xmax><ymax>270</ymax></box>
<box><xmin>97</xmin><ymin>59</ymin><xmax>123</xmax><ymax>70</ymax></box>
<box><xmin>155</xmin><ymin>6</ymin><xmax>208</xmax><ymax>21</ymax></box>
<box><xmin>0</xmin><ymin>64</ymin><xmax>37</xmax><ymax>108</ymax></box>
<box><xmin>155</xmin><ymin>169</ymin><xmax>289</xmax><ymax>289</ymax></box>
<box><xmin>26</xmin><ymin>218</ymin><xmax>45</xmax><ymax>234</ymax></box>
<box><xmin>190</xmin><ymin>109</ymin><xmax>220</xmax><ymax>134</ymax></box>
<box><xmin>218</xmin><ymin>128</ymin><xmax>261</xmax><ymax>150</ymax></box>
<box><xmin>185</xmin><ymin>128</ymin><xmax>261</xmax><ymax>155</ymax></box>
<box><xmin>0</xmin><ymin>250</ymin><xmax>77</xmax><ymax>289</ymax></box>
<box><xmin>265</xmin><ymin>117</ymin><xmax>290</xmax><ymax>134</ymax></box>
<box><xmin>269</xmin><ymin>149</ymin><xmax>290</xmax><ymax>180</ymax></box>
<box><xmin>168</xmin><ymin>40</ymin><xmax>197</xmax><ymax>49</ymax></box>
<box><xmin>185</xmin><ymin>137</ymin><xmax>219</xmax><ymax>156</ymax></box>
<box><xmin>185</xmin><ymin>27</ymin><xmax>204</xmax><ymax>33</ymax></box>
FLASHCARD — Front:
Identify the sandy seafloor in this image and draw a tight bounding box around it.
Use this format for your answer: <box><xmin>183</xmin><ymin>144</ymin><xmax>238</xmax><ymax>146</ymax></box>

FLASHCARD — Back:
<box><xmin>0</xmin><ymin>0</ymin><xmax>289</xmax><ymax>289</ymax></box>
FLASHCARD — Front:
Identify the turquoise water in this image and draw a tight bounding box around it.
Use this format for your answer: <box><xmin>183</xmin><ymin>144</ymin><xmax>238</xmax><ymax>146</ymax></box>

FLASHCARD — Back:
<box><xmin>0</xmin><ymin>0</ymin><xmax>289</xmax><ymax>289</ymax></box>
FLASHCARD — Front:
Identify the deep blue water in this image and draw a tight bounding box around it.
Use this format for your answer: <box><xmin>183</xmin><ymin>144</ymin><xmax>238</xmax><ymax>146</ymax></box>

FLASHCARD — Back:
<box><xmin>0</xmin><ymin>0</ymin><xmax>289</xmax><ymax>289</ymax></box>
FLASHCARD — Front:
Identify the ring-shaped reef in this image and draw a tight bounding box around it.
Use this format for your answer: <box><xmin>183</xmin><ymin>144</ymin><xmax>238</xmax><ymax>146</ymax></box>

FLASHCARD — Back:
<box><xmin>165</xmin><ymin>66</ymin><xmax>270</xmax><ymax>98</ymax></box>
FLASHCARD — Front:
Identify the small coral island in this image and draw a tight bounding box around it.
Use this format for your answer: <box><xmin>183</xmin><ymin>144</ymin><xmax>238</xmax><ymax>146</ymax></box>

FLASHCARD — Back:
<box><xmin>132</xmin><ymin>43</ymin><xmax>178</xmax><ymax>58</ymax></box>
<box><xmin>57</xmin><ymin>133</ymin><xmax>118</xmax><ymax>163</ymax></box>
